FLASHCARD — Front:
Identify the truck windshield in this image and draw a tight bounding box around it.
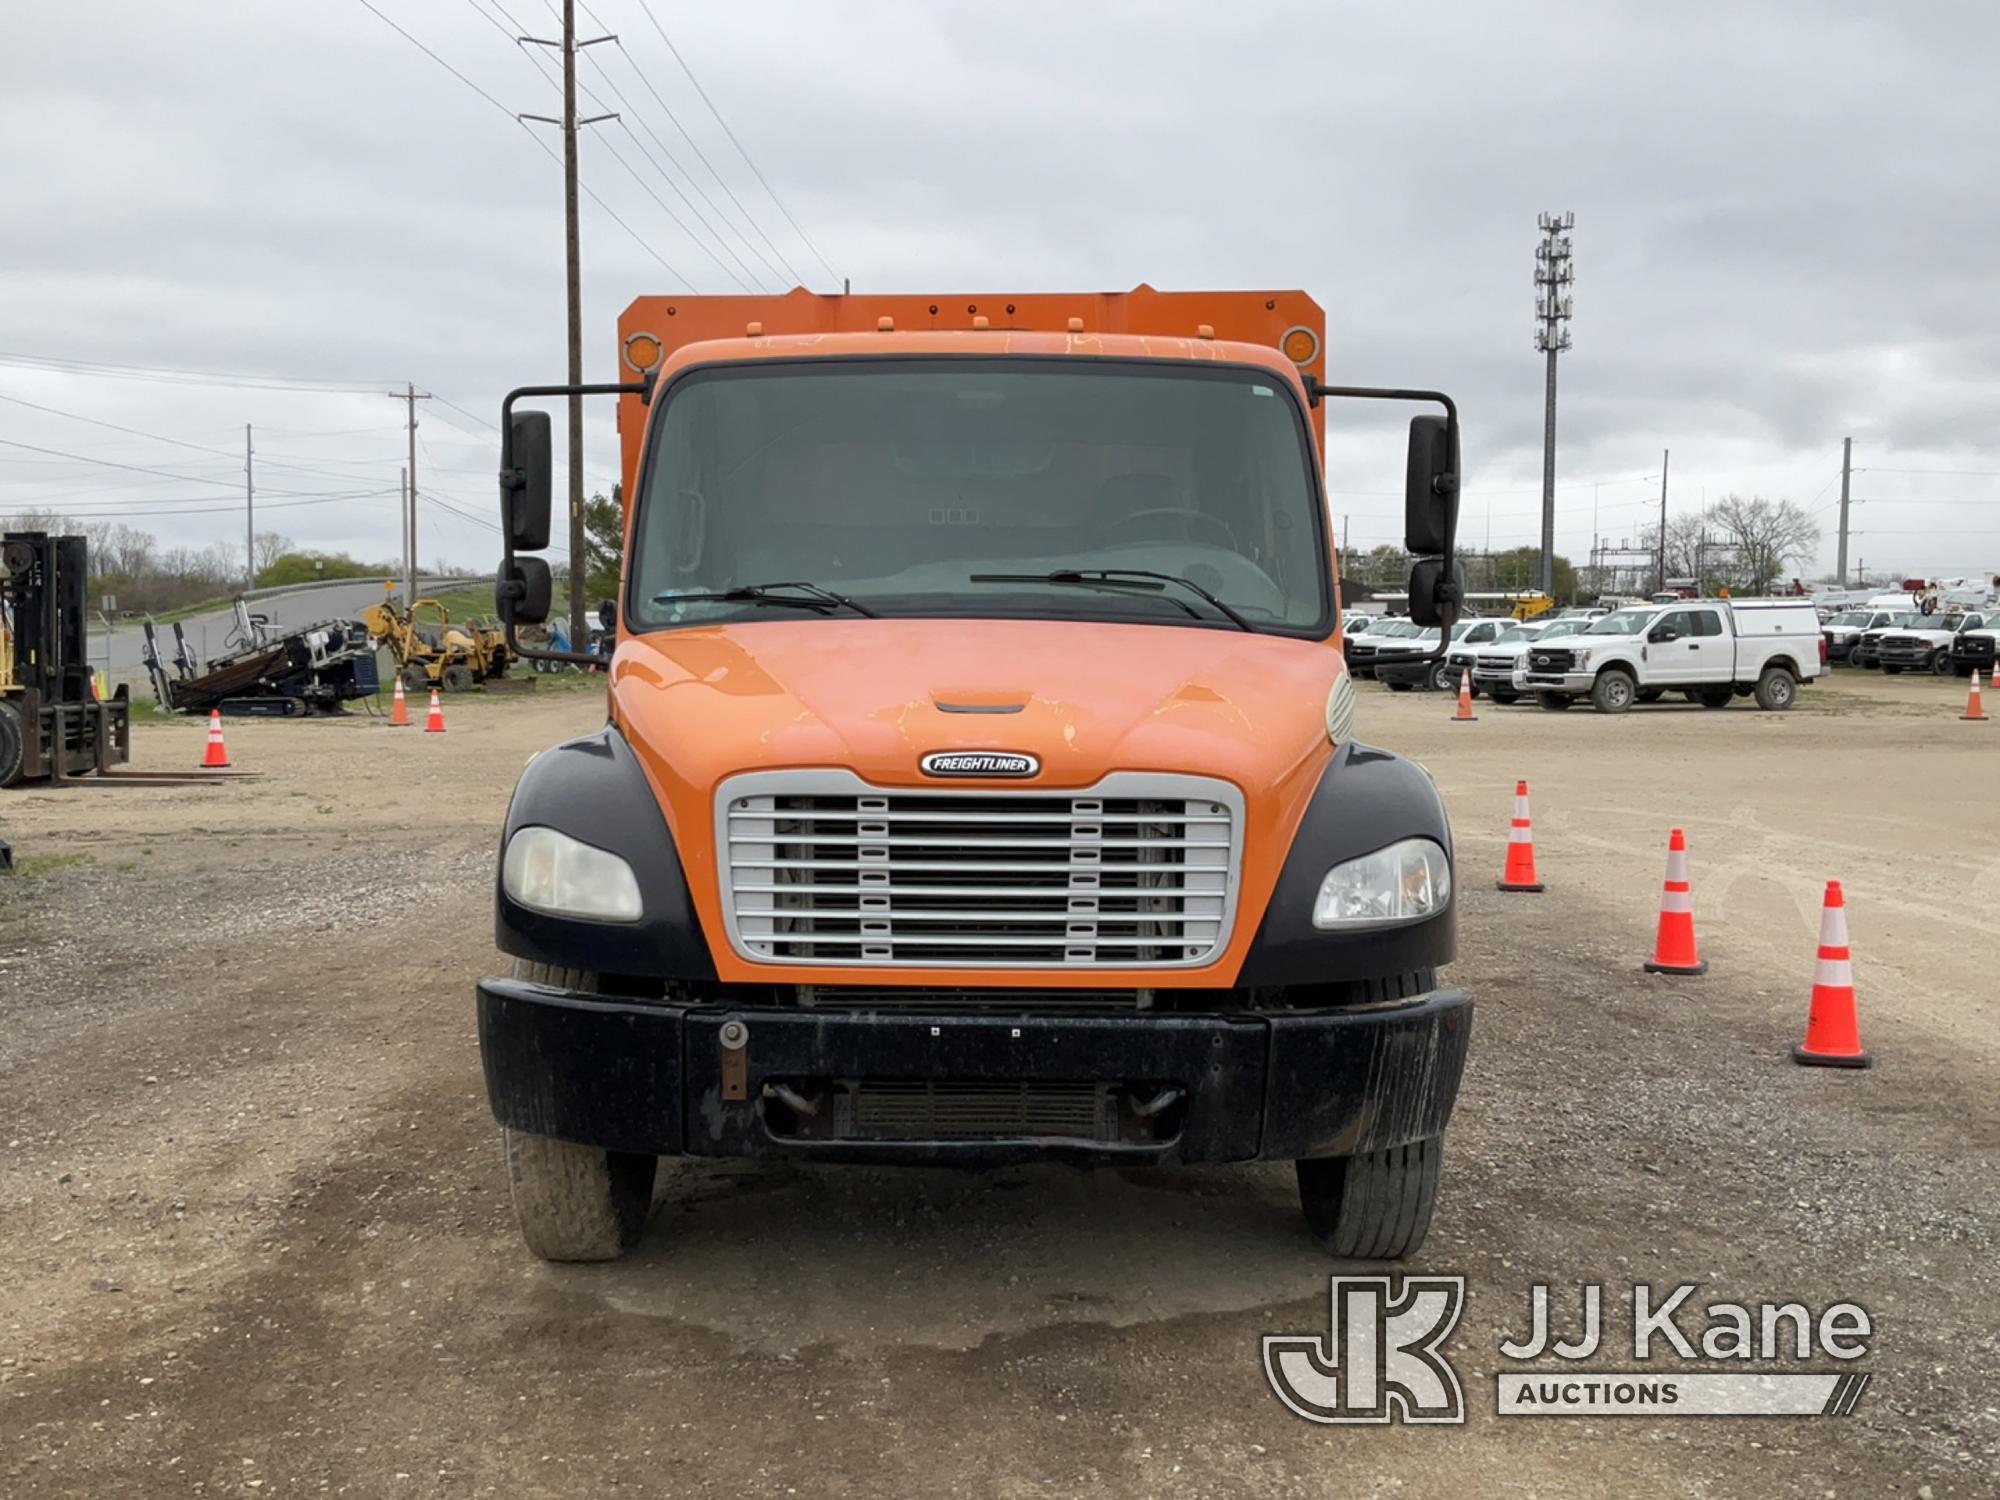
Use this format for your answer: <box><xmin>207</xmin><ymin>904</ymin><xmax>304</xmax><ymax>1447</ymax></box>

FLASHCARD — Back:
<box><xmin>628</xmin><ymin>359</ymin><xmax>1330</xmax><ymax>636</ymax></box>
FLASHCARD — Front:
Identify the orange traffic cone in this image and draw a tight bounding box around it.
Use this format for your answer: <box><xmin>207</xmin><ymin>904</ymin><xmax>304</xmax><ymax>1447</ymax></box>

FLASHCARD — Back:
<box><xmin>1450</xmin><ymin>669</ymin><xmax>1478</xmax><ymax>723</ymax></box>
<box><xmin>200</xmin><ymin>709</ymin><xmax>231</xmax><ymax>769</ymax></box>
<box><xmin>1962</xmin><ymin>669</ymin><xmax>1987</xmax><ymax>722</ymax></box>
<box><xmin>1643</xmin><ymin>828</ymin><xmax>1706</xmax><ymax>975</ymax></box>
<box><xmin>1496</xmin><ymin>780</ymin><xmax>1544</xmax><ymax>891</ymax></box>
<box><xmin>423</xmin><ymin>687</ymin><xmax>446</xmax><ymax>734</ymax></box>
<box><xmin>1793</xmin><ymin>881</ymin><xmax>1870</xmax><ymax>1068</ymax></box>
<box><xmin>389</xmin><ymin>678</ymin><xmax>411</xmax><ymax>727</ymax></box>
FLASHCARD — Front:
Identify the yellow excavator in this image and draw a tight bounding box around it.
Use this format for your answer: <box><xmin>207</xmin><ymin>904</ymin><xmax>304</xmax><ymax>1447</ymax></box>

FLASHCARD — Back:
<box><xmin>362</xmin><ymin>586</ymin><xmax>517</xmax><ymax>692</ymax></box>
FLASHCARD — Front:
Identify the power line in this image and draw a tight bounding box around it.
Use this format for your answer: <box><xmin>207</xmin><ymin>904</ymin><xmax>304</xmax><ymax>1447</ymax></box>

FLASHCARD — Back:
<box><xmin>0</xmin><ymin>350</ymin><xmax>386</xmax><ymax>394</ymax></box>
<box><xmin>630</xmin><ymin>0</ymin><xmax>838</xmax><ymax>287</ymax></box>
<box><xmin>350</xmin><ymin>0</ymin><xmax>691</xmax><ymax>286</ymax></box>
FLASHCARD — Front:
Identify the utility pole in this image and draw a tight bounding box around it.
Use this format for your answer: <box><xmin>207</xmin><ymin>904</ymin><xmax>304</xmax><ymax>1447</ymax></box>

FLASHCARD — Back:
<box><xmin>521</xmin><ymin>3</ymin><xmax>617</xmax><ymax>654</ymax></box>
<box><xmin>1836</xmin><ymin>436</ymin><xmax>1853</xmax><ymax>586</ymax></box>
<box><xmin>385</xmin><ymin>385</ymin><xmax>430</xmax><ymax>603</ymax></box>
<box><xmin>1657</xmin><ymin>448</ymin><xmax>1670</xmax><ymax>595</ymax></box>
<box><xmin>244</xmin><ymin>424</ymin><xmax>255</xmax><ymax>590</ymax></box>
<box><xmin>1533</xmin><ymin>211</ymin><xmax>1574</xmax><ymax>596</ymax></box>
<box><xmin>400</xmin><ymin>468</ymin><xmax>411</xmax><ymax>606</ymax></box>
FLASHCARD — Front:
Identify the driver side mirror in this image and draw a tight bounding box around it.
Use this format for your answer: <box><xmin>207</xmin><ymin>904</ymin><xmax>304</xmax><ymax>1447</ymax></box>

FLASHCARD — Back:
<box><xmin>501</xmin><ymin>410</ymin><xmax>552</xmax><ymax>552</ymax></box>
<box><xmin>1649</xmin><ymin>625</ymin><xmax>1680</xmax><ymax>643</ymax></box>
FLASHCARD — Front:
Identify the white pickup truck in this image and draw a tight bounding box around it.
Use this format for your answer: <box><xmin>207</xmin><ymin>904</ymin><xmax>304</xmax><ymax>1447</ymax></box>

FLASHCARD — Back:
<box><xmin>1875</xmin><ymin>610</ymin><xmax>1993</xmax><ymax>675</ymax></box>
<box><xmin>1515</xmin><ymin>599</ymin><xmax>1826</xmax><ymax>713</ymax></box>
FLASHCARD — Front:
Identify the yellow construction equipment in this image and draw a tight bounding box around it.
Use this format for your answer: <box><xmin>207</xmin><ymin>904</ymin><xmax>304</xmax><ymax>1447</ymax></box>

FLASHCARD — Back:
<box><xmin>362</xmin><ymin>586</ymin><xmax>517</xmax><ymax>692</ymax></box>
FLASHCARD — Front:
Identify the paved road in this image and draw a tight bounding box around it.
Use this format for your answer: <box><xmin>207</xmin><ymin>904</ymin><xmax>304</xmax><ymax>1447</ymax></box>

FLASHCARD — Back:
<box><xmin>88</xmin><ymin>576</ymin><xmax>478</xmax><ymax>675</ymax></box>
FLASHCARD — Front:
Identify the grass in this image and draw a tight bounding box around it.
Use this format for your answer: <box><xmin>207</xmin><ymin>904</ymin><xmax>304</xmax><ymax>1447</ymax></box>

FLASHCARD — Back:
<box><xmin>4</xmin><ymin>852</ymin><xmax>90</xmax><ymax>880</ymax></box>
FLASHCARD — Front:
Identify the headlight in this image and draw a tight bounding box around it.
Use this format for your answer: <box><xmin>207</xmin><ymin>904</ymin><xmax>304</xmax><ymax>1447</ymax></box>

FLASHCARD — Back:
<box><xmin>1312</xmin><ymin>838</ymin><xmax>1451</xmax><ymax>929</ymax></box>
<box><xmin>502</xmin><ymin>825</ymin><xmax>643</xmax><ymax>922</ymax></box>
<box><xmin>1325</xmin><ymin>673</ymin><xmax>1357</xmax><ymax>744</ymax></box>
<box><xmin>1570</xmin><ymin>647</ymin><xmax>1592</xmax><ymax>667</ymax></box>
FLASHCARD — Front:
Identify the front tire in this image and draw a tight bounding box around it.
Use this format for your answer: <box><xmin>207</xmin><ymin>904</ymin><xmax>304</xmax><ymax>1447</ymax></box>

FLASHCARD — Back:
<box><xmin>1430</xmin><ymin>662</ymin><xmax>1458</xmax><ymax>694</ymax></box>
<box><xmin>1931</xmin><ymin>651</ymin><xmax>1954</xmax><ymax>676</ymax></box>
<box><xmin>0</xmin><ymin>701</ymin><xmax>25</xmax><ymax>788</ymax></box>
<box><xmin>503</xmin><ymin>961</ymin><xmax>658</xmax><ymax>1262</ymax></box>
<box><xmin>1297</xmin><ymin>1138</ymin><xmax>1443</xmax><ymax>1259</ymax></box>
<box><xmin>1489</xmin><ymin>688</ymin><xmax>1520</xmax><ymax>705</ymax></box>
<box><xmin>1591</xmin><ymin>670</ymin><xmax>1637</xmax><ymax>714</ymax></box>
<box><xmin>1753</xmin><ymin>667</ymin><xmax>1798</xmax><ymax>711</ymax></box>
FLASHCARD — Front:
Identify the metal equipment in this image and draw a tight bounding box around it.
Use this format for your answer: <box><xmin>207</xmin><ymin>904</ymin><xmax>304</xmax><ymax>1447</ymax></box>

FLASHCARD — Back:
<box><xmin>142</xmin><ymin>598</ymin><xmax>379</xmax><ymax>717</ymax></box>
<box><xmin>0</xmin><ymin>532</ymin><xmax>132</xmax><ymax>786</ymax></box>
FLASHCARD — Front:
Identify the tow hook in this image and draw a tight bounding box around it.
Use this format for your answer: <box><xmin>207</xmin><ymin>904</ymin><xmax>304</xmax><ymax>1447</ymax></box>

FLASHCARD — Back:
<box><xmin>762</xmin><ymin>1081</ymin><xmax>821</xmax><ymax>1116</ymax></box>
<box><xmin>719</xmin><ymin>1018</ymin><xmax>749</xmax><ymax>1102</ymax></box>
<box><xmin>1130</xmin><ymin>1085</ymin><xmax>1184</xmax><ymax>1119</ymax></box>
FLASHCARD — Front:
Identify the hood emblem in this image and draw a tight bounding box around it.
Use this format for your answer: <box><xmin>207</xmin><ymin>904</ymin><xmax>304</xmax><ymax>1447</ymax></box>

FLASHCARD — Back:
<box><xmin>920</xmin><ymin>750</ymin><xmax>1040</xmax><ymax>779</ymax></box>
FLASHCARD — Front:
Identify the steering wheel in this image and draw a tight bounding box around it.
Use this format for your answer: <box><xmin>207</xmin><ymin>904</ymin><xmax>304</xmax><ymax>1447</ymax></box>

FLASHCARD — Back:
<box><xmin>1102</xmin><ymin>508</ymin><xmax>1238</xmax><ymax>550</ymax></box>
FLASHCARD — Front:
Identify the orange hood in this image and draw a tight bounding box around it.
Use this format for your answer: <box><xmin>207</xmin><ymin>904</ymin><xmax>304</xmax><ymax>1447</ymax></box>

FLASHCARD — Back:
<box><xmin>608</xmin><ymin>618</ymin><xmax>1344</xmax><ymax>984</ymax></box>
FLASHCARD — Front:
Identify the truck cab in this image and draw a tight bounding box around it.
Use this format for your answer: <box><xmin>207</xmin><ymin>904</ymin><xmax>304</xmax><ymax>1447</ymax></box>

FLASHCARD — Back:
<box><xmin>479</xmin><ymin>288</ymin><xmax>1473</xmax><ymax>1264</ymax></box>
<box><xmin>1515</xmin><ymin>598</ymin><xmax>1823</xmax><ymax>712</ymax></box>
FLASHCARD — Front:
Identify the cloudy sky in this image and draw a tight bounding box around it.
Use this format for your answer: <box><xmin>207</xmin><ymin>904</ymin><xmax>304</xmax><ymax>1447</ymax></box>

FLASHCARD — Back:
<box><xmin>3</xmin><ymin>0</ymin><xmax>1995</xmax><ymax>585</ymax></box>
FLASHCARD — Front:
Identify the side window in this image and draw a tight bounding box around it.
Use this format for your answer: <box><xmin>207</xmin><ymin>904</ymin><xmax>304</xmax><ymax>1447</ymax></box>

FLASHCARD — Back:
<box><xmin>1690</xmin><ymin>609</ymin><xmax>1724</xmax><ymax>638</ymax></box>
<box><xmin>1656</xmin><ymin>610</ymin><xmax>1693</xmax><ymax>637</ymax></box>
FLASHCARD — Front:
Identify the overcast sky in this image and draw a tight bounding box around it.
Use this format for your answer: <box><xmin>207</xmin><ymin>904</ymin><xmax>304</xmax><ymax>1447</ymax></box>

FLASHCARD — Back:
<box><xmin>3</xmin><ymin>0</ymin><xmax>1995</xmax><ymax>585</ymax></box>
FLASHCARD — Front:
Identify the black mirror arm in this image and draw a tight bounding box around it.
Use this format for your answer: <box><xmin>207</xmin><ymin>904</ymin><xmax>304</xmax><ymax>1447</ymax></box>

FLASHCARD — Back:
<box><xmin>498</xmin><ymin>379</ymin><xmax>648</xmax><ymax>665</ymax></box>
<box><xmin>1306</xmin><ymin>378</ymin><xmax>1463</xmax><ymax>654</ymax></box>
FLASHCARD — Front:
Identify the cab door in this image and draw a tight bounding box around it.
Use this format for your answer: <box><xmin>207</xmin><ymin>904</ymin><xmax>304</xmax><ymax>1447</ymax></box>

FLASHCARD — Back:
<box><xmin>1648</xmin><ymin>608</ymin><xmax>1731</xmax><ymax>683</ymax></box>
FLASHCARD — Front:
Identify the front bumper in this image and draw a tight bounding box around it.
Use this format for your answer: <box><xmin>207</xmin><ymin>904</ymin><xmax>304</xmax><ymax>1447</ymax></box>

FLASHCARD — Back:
<box><xmin>476</xmin><ymin>978</ymin><xmax>1474</xmax><ymax>1169</ymax></box>
<box><xmin>1372</xmin><ymin>655</ymin><xmax>1439</xmax><ymax>687</ymax></box>
<box><xmin>1514</xmin><ymin>669</ymin><xmax>1593</xmax><ymax>694</ymax></box>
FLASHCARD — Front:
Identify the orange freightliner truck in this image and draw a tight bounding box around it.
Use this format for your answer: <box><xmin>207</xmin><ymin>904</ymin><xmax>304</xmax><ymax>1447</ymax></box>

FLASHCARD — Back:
<box><xmin>482</xmin><ymin>285</ymin><xmax>1471</xmax><ymax>1261</ymax></box>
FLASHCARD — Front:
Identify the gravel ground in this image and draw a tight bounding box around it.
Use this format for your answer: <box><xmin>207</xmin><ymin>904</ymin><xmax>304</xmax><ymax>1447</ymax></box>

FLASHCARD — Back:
<box><xmin>0</xmin><ymin>665</ymin><xmax>1993</xmax><ymax>1497</ymax></box>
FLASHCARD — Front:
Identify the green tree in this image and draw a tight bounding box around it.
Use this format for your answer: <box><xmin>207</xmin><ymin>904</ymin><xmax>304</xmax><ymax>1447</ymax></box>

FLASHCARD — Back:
<box><xmin>582</xmin><ymin>484</ymin><xmax>624</xmax><ymax>602</ymax></box>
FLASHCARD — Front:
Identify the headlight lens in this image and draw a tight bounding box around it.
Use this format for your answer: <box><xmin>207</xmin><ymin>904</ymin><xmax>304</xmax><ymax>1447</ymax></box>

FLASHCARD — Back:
<box><xmin>1325</xmin><ymin>673</ymin><xmax>1357</xmax><ymax>744</ymax></box>
<box><xmin>1312</xmin><ymin>838</ymin><xmax>1451</xmax><ymax>929</ymax></box>
<box><xmin>502</xmin><ymin>826</ymin><xmax>643</xmax><ymax>923</ymax></box>
<box><xmin>1570</xmin><ymin>647</ymin><xmax>1592</xmax><ymax>667</ymax></box>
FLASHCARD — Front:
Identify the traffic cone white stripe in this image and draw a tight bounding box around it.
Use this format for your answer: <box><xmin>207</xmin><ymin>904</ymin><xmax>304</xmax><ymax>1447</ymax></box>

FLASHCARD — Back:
<box><xmin>1509</xmin><ymin>825</ymin><xmax>1533</xmax><ymax>844</ymax></box>
<box><xmin>1665</xmin><ymin>847</ymin><xmax>1690</xmax><ymax>883</ymax></box>
<box><xmin>1814</xmin><ymin>956</ymin><xmax>1855</xmax><ymax>988</ymax></box>
<box><xmin>1660</xmin><ymin>889</ymin><xmax>1693</xmax><ymax>914</ymax></box>
<box><xmin>1819</xmin><ymin>903</ymin><xmax>1848</xmax><ymax>948</ymax></box>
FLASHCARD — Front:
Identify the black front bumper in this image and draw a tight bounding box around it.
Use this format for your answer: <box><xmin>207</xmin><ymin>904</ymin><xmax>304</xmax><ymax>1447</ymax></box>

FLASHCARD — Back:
<box><xmin>477</xmin><ymin>979</ymin><xmax>1473</xmax><ymax>1169</ymax></box>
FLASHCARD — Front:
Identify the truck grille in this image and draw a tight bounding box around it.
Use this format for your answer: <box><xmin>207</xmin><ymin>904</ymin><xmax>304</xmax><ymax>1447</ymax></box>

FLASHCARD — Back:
<box><xmin>717</xmin><ymin>771</ymin><xmax>1242</xmax><ymax>969</ymax></box>
<box><xmin>797</xmin><ymin>986</ymin><xmax>1150</xmax><ymax>1011</ymax></box>
<box><xmin>1876</xmin><ymin>638</ymin><xmax>1930</xmax><ymax>664</ymax></box>
<box><xmin>1474</xmin><ymin>652</ymin><xmax>1517</xmax><ymax>675</ymax></box>
<box><xmin>1526</xmin><ymin>647</ymin><xmax>1575</xmax><ymax>672</ymax></box>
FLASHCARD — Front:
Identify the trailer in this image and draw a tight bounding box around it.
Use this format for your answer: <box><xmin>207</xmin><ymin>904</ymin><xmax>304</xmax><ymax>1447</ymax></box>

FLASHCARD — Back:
<box><xmin>143</xmin><ymin>599</ymin><xmax>379</xmax><ymax>717</ymax></box>
<box><xmin>0</xmin><ymin>533</ymin><xmax>132</xmax><ymax>787</ymax></box>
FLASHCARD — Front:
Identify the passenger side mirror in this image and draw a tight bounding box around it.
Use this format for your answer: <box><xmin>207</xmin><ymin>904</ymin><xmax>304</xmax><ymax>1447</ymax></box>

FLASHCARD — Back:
<box><xmin>496</xmin><ymin>556</ymin><xmax>553</xmax><ymax>627</ymax></box>
<box><xmin>501</xmin><ymin>410</ymin><xmax>553</xmax><ymax>552</ymax></box>
<box><xmin>1404</xmin><ymin>415</ymin><xmax>1456</xmax><ymax>556</ymax></box>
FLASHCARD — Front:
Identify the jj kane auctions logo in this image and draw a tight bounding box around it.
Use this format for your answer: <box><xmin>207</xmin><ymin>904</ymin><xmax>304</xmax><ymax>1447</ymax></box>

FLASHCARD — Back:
<box><xmin>1265</xmin><ymin>1278</ymin><xmax>1873</xmax><ymax>1423</ymax></box>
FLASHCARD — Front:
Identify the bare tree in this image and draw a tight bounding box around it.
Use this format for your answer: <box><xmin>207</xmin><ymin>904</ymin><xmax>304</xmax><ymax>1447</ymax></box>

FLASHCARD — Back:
<box><xmin>252</xmin><ymin>530</ymin><xmax>296</xmax><ymax>581</ymax></box>
<box><xmin>1707</xmin><ymin>495</ymin><xmax>1821</xmax><ymax>593</ymax></box>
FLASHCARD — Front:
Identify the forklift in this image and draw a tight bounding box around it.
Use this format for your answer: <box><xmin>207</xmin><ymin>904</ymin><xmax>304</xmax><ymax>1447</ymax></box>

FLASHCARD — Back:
<box><xmin>0</xmin><ymin>532</ymin><xmax>131</xmax><ymax>787</ymax></box>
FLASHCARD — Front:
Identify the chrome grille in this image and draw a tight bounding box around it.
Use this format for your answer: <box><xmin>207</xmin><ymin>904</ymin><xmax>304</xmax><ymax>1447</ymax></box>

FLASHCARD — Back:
<box><xmin>717</xmin><ymin>770</ymin><xmax>1242</xmax><ymax>969</ymax></box>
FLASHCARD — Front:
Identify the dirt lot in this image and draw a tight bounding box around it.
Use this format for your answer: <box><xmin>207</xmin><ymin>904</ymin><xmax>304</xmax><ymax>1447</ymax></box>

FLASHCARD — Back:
<box><xmin>1</xmin><ymin>667</ymin><xmax>1994</xmax><ymax>1497</ymax></box>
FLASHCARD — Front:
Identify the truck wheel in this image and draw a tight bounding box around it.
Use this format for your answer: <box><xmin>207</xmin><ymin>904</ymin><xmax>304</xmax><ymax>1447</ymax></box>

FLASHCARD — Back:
<box><xmin>442</xmin><ymin>664</ymin><xmax>475</xmax><ymax>692</ymax></box>
<box><xmin>1534</xmin><ymin>691</ymin><xmax>1573</xmax><ymax>711</ymax></box>
<box><xmin>399</xmin><ymin>664</ymin><xmax>430</xmax><ymax>692</ymax></box>
<box><xmin>1489</xmin><ymin>688</ymin><xmax>1520</xmax><ymax>705</ymax></box>
<box><xmin>0</xmin><ymin>701</ymin><xmax>24</xmax><ymax>788</ymax></box>
<box><xmin>1696</xmin><ymin>689</ymin><xmax>1733</xmax><ymax>709</ymax></box>
<box><xmin>502</xmin><ymin>961</ymin><xmax>657</xmax><ymax>1262</ymax></box>
<box><xmin>1429</xmin><ymin>662</ymin><xmax>1457</xmax><ymax>693</ymax></box>
<box><xmin>1931</xmin><ymin>651</ymin><xmax>1954</xmax><ymax>676</ymax></box>
<box><xmin>1296</xmin><ymin>1137</ymin><xmax>1442</xmax><ymax>1259</ymax></box>
<box><xmin>1753</xmin><ymin>667</ymin><xmax>1797</xmax><ymax>710</ymax></box>
<box><xmin>1590</xmin><ymin>670</ymin><xmax>1637</xmax><ymax>714</ymax></box>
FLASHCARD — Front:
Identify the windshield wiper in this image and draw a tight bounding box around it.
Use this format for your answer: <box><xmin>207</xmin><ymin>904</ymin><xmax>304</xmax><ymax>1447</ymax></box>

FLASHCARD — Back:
<box><xmin>652</xmin><ymin>581</ymin><xmax>878</xmax><ymax>618</ymax></box>
<box><xmin>969</xmin><ymin>568</ymin><xmax>1257</xmax><ymax>632</ymax></box>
